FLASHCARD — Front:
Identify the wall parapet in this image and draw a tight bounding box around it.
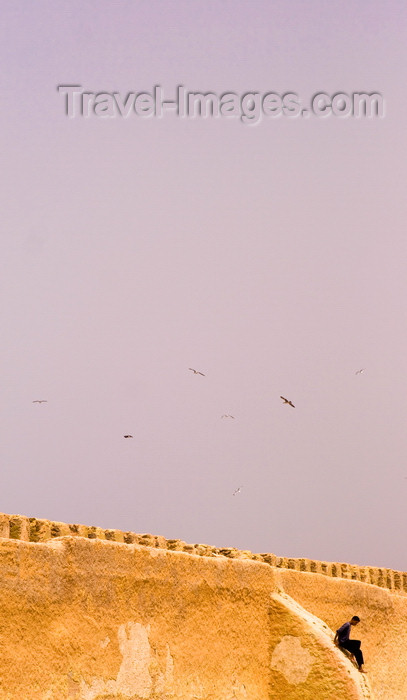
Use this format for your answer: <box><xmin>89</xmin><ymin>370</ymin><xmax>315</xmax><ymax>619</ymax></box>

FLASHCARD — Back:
<box><xmin>1</xmin><ymin>512</ymin><xmax>406</xmax><ymax>595</ymax></box>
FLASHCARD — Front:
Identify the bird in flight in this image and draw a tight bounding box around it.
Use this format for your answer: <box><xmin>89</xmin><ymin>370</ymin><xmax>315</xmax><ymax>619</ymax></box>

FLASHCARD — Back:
<box><xmin>232</xmin><ymin>486</ymin><xmax>243</xmax><ymax>496</ymax></box>
<box><xmin>221</xmin><ymin>414</ymin><xmax>235</xmax><ymax>419</ymax></box>
<box><xmin>355</xmin><ymin>368</ymin><xmax>365</xmax><ymax>375</ymax></box>
<box><xmin>32</xmin><ymin>400</ymin><xmax>47</xmax><ymax>403</ymax></box>
<box><xmin>280</xmin><ymin>396</ymin><xmax>295</xmax><ymax>408</ymax></box>
<box><xmin>189</xmin><ymin>368</ymin><xmax>205</xmax><ymax>376</ymax></box>
<box><xmin>123</xmin><ymin>435</ymin><xmax>133</xmax><ymax>439</ymax></box>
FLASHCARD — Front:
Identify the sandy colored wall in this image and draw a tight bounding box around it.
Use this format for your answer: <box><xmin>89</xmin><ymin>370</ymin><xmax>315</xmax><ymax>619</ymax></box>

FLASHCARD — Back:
<box><xmin>2</xmin><ymin>513</ymin><xmax>406</xmax><ymax>596</ymax></box>
<box><xmin>0</xmin><ymin>513</ymin><xmax>405</xmax><ymax>699</ymax></box>
<box><xmin>276</xmin><ymin>567</ymin><xmax>407</xmax><ymax>700</ymax></box>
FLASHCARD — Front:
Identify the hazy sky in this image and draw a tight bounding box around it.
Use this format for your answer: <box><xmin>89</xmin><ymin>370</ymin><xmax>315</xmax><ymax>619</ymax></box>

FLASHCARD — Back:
<box><xmin>1</xmin><ymin>1</ymin><xmax>407</xmax><ymax>571</ymax></box>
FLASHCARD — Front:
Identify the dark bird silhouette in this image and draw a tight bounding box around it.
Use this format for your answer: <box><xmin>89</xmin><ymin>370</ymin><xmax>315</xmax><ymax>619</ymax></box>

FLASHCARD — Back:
<box><xmin>189</xmin><ymin>368</ymin><xmax>205</xmax><ymax>376</ymax></box>
<box><xmin>32</xmin><ymin>400</ymin><xmax>47</xmax><ymax>403</ymax></box>
<box><xmin>355</xmin><ymin>368</ymin><xmax>365</xmax><ymax>375</ymax></box>
<box><xmin>280</xmin><ymin>396</ymin><xmax>295</xmax><ymax>408</ymax></box>
<box><xmin>123</xmin><ymin>435</ymin><xmax>133</xmax><ymax>439</ymax></box>
<box><xmin>232</xmin><ymin>486</ymin><xmax>243</xmax><ymax>496</ymax></box>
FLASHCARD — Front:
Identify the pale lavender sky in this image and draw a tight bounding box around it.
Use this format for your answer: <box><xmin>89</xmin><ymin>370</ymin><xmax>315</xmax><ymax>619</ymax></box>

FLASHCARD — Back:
<box><xmin>1</xmin><ymin>1</ymin><xmax>407</xmax><ymax>570</ymax></box>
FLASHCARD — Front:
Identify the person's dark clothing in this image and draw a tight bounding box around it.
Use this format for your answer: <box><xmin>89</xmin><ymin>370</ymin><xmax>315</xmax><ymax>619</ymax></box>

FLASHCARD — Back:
<box><xmin>341</xmin><ymin>639</ymin><xmax>364</xmax><ymax>667</ymax></box>
<box><xmin>336</xmin><ymin>622</ymin><xmax>351</xmax><ymax>645</ymax></box>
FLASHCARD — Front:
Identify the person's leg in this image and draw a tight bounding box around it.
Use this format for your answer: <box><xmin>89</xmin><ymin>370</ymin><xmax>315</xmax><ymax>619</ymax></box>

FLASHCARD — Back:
<box><xmin>340</xmin><ymin>640</ymin><xmax>355</xmax><ymax>663</ymax></box>
<box><xmin>346</xmin><ymin>640</ymin><xmax>364</xmax><ymax>667</ymax></box>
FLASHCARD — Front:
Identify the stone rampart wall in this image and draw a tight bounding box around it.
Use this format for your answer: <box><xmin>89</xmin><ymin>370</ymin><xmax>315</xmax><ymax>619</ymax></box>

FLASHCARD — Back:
<box><xmin>1</xmin><ymin>512</ymin><xmax>405</xmax><ymax>595</ymax></box>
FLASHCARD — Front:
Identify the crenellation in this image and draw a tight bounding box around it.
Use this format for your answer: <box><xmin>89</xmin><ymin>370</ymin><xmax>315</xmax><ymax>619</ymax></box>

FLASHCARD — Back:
<box><xmin>368</xmin><ymin>567</ymin><xmax>376</xmax><ymax>585</ymax></box>
<box><xmin>0</xmin><ymin>513</ymin><xmax>405</xmax><ymax>598</ymax></box>
<box><xmin>260</xmin><ymin>553</ymin><xmax>276</xmax><ymax>566</ymax></box>
<box><xmin>115</xmin><ymin>529</ymin><xmax>125</xmax><ymax>542</ymax></box>
<box><xmin>218</xmin><ymin>547</ymin><xmax>239</xmax><ymax>558</ymax></box>
<box><xmin>91</xmin><ymin>527</ymin><xmax>106</xmax><ymax>539</ymax></box>
<box><xmin>377</xmin><ymin>569</ymin><xmax>385</xmax><ymax>587</ymax></box>
<box><xmin>50</xmin><ymin>523</ymin><xmax>61</xmax><ymax>538</ymax></box>
<box><xmin>241</xmin><ymin>550</ymin><xmax>257</xmax><ymax>560</ymax></box>
<box><xmin>0</xmin><ymin>514</ymin><xmax>10</xmax><ymax>538</ymax></box>
<box><xmin>182</xmin><ymin>544</ymin><xmax>195</xmax><ymax>553</ymax></box>
<box><xmin>250</xmin><ymin>552</ymin><xmax>264</xmax><ymax>562</ymax></box>
<box><xmin>69</xmin><ymin>523</ymin><xmax>89</xmax><ymax>537</ymax></box>
<box><xmin>29</xmin><ymin>518</ymin><xmax>51</xmax><ymax>542</ymax></box>
<box><xmin>123</xmin><ymin>531</ymin><xmax>137</xmax><ymax>544</ymax></box>
<box><xmin>166</xmin><ymin>539</ymin><xmax>186</xmax><ymax>551</ymax></box>
<box><xmin>358</xmin><ymin>567</ymin><xmax>368</xmax><ymax>583</ymax></box>
<box><xmin>9</xmin><ymin>515</ymin><xmax>30</xmax><ymax>541</ymax></box>
<box><xmin>193</xmin><ymin>544</ymin><xmax>208</xmax><ymax>556</ymax></box>
<box><xmin>105</xmin><ymin>529</ymin><xmax>124</xmax><ymax>543</ymax></box>
<box><xmin>394</xmin><ymin>572</ymin><xmax>402</xmax><ymax>590</ymax></box>
<box><xmin>86</xmin><ymin>526</ymin><xmax>98</xmax><ymax>539</ymax></box>
<box><xmin>360</xmin><ymin>567</ymin><xmax>367</xmax><ymax>581</ymax></box>
<box><xmin>155</xmin><ymin>535</ymin><xmax>168</xmax><ymax>548</ymax></box>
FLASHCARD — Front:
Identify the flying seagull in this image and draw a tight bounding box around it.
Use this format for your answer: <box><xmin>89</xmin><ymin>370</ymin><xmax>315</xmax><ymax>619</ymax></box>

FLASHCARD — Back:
<box><xmin>355</xmin><ymin>368</ymin><xmax>365</xmax><ymax>375</ymax></box>
<box><xmin>221</xmin><ymin>414</ymin><xmax>235</xmax><ymax>419</ymax></box>
<box><xmin>280</xmin><ymin>396</ymin><xmax>295</xmax><ymax>408</ymax></box>
<box><xmin>32</xmin><ymin>400</ymin><xmax>47</xmax><ymax>403</ymax></box>
<box><xmin>189</xmin><ymin>368</ymin><xmax>205</xmax><ymax>376</ymax></box>
<box><xmin>232</xmin><ymin>486</ymin><xmax>243</xmax><ymax>496</ymax></box>
<box><xmin>123</xmin><ymin>435</ymin><xmax>133</xmax><ymax>438</ymax></box>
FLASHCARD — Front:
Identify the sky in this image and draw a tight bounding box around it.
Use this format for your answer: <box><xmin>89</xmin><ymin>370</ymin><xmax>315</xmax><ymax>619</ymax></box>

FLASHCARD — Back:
<box><xmin>1</xmin><ymin>1</ymin><xmax>407</xmax><ymax>571</ymax></box>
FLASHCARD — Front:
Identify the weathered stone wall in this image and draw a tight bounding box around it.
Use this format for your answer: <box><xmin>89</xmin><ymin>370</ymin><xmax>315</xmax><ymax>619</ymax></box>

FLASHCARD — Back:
<box><xmin>0</xmin><ymin>513</ymin><xmax>406</xmax><ymax>699</ymax></box>
<box><xmin>276</xmin><ymin>567</ymin><xmax>407</xmax><ymax>700</ymax></box>
<box><xmin>0</xmin><ymin>535</ymin><xmax>371</xmax><ymax>700</ymax></box>
<box><xmin>2</xmin><ymin>512</ymin><xmax>406</xmax><ymax>595</ymax></box>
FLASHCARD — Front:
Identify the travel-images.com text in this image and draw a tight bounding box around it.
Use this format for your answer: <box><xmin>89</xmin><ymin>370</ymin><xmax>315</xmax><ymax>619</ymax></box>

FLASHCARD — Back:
<box><xmin>58</xmin><ymin>85</ymin><xmax>384</xmax><ymax>124</ymax></box>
